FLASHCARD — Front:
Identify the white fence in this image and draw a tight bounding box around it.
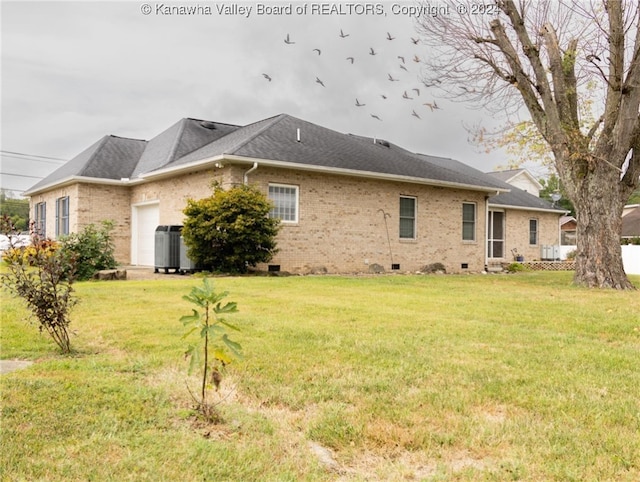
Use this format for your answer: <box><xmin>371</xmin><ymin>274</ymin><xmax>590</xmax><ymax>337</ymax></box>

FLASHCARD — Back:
<box><xmin>560</xmin><ymin>245</ymin><xmax>640</xmax><ymax>275</ymax></box>
<box><xmin>622</xmin><ymin>245</ymin><xmax>640</xmax><ymax>275</ymax></box>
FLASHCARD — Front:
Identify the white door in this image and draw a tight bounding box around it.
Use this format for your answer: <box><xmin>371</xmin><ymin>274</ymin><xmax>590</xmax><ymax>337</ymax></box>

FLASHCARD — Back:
<box><xmin>132</xmin><ymin>203</ymin><xmax>159</xmax><ymax>266</ymax></box>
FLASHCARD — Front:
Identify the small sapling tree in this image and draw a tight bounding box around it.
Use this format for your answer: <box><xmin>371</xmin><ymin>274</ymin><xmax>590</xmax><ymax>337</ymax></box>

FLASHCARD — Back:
<box><xmin>180</xmin><ymin>278</ymin><xmax>242</xmax><ymax>421</ymax></box>
<box><xmin>1</xmin><ymin>216</ymin><xmax>78</xmax><ymax>353</ymax></box>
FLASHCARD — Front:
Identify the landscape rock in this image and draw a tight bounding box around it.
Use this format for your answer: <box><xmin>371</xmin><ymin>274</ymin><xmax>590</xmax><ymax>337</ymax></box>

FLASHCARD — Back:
<box><xmin>368</xmin><ymin>263</ymin><xmax>385</xmax><ymax>274</ymax></box>
<box><xmin>93</xmin><ymin>269</ymin><xmax>127</xmax><ymax>281</ymax></box>
<box><xmin>420</xmin><ymin>262</ymin><xmax>446</xmax><ymax>274</ymax></box>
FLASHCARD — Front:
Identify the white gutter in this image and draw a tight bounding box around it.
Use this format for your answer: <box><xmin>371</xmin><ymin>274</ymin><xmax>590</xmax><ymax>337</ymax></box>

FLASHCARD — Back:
<box><xmin>29</xmin><ymin>153</ymin><xmax>512</xmax><ymax>197</ymax></box>
<box><xmin>243</xmin><ymin>162</ymin><xmax>259</xmax><ymax>184</ymax></box>
<box><xmin>488</xmin><ymin>202</ymin><xmax>569</xmax><ymax>214</ymax></box>
<box><xmin>221</xmin><ymin>155</ymin><xmax>511</xmax><ymax>194</ymax></box>
<box><xmin>23</xmin><ymin>175</ymin><xmax>144</xmax><ymax>197</ymax></box>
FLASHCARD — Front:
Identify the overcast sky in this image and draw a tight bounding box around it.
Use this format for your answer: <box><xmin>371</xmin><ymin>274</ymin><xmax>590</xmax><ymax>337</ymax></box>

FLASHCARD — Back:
<box><xmin>1</xmin><ymin>1</ymin><xmax>514</xmax><ymax>196</ymax></box>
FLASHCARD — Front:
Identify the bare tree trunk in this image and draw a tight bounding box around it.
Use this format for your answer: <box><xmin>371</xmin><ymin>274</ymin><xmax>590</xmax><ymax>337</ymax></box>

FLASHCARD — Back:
<box><xmin>570</xmin><ymin>173</ymin><xmax>633</xmax><ymax>289</ymax></box>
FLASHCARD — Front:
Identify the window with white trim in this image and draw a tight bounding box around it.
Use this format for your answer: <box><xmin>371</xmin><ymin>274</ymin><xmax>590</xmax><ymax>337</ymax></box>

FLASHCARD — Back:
<box><xmin>529</xmin><ymin>218</ymin><xmax>538</xmax><ymax>245</ymax></box>
<box><xmin>35</xmin><ymin>202</ymin><xmax>46</xmax><ymax>238</ymax></box>
<box><xmin>56</xmin><ymin>196</ymin><xmax>69</xmax><ymax>237</ymax></box>
<box><xmin>268</xmin><ymin>184</ymin><xmax>299</xmax><ymax>223</ymax></box>
<box><xmin>399</xmin><ymin>196</ymin><xmax>416</xmax><ymax>239</ymax></box>
<box><xmin>462</xmin><ymin>203</ymin><xmax>476</xmax><ymax>241</ymax></box>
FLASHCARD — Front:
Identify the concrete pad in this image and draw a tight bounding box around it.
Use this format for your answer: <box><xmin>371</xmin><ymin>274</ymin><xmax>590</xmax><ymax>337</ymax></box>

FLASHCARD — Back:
<box><xmin>0</xmin><ymin>360</ymin><xmax>33</xmax><ymax>375</ymax></box>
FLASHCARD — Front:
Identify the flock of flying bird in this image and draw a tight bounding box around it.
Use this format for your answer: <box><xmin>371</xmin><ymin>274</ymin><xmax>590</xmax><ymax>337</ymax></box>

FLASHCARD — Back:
<box><xmin>261</xmin><ymin>27</ymin><xmax>442</xmax><ymax>122</ymax></box>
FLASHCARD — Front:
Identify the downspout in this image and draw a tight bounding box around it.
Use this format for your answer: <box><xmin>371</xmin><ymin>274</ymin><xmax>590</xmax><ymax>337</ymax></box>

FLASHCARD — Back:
<box><xmin>243</xmin><ymin>162</ymin><xmax>258</xmax><ymax>185</ymax></box>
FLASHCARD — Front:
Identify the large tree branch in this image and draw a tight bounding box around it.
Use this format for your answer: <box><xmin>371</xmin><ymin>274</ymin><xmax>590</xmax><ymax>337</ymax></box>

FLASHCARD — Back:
<box><xmin>541</xmin><ymin>25</ymin><xmax>580</xmax><ymax>130</ymax></box>
<box><xmin>488</xmin><ymin>18</ymin><xmax>550</xmax><ymax>138</ymax></box>
<box><xmin>601</xmin><ymin>0</ymin><xmax>625</xmax><ymax>142</ymax></box>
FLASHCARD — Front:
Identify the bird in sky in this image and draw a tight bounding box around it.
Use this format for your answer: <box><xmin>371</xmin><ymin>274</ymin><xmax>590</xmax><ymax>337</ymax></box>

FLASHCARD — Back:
<box><xmin>412</xmin><ymin>110</ymin><xmax>421</xmax><ymax>119</ymax></box>
<box><xmin>369</xmin><ymin>47</ymin><xmax>377</xmax><ymax>55</ymax></box>
<box><xmin>400</xmin><ymin>64</ymin><xmax>408</xmax><ymax>71</ymax></box>
<box><xmin>381</xmin><ymin>94</ymin><xmax>388</xmax><ymax>99</ymax></box>
<box><xmin>262</xmin><ymin>73</ymin><xmax>272</xmax><ymax>82</ymax></box>
<box><xmin>424</xmin><ymin>101</ymin><xmax>441</xmax><ymax>111</ymax></box>
<box><xmin>412</xmin><ymin>88</ymin><xmax>420</xmax><ymax>96</ymax></box>
<box><xmin>284</xmin><ymin>33</ymin><xmax>295</xmax><ymax>44</ymax></box>
<box><xmin>388</xmin><ymin>73</ymin><xmax>398</xmax><ymax>81</ymax></box>
<box><xmin>346</xmin><ymin>57</ymin><xmax>355</xmax><ymax>64</ymax></box>
<box><xmin>339</xmin><ymin>29</ymin><xmax>349</xmax><ymax>38</ymax></box>
<box><xmin>316</xmin><ymin>77</ymin><xmax>325</xmax><ymax>87</ymax></box>
<box><xmin>413</xmin><ymin>54</ymin><xmax>421</xmax><ymax>63</ymax></box>
<box><xmin>313</xmin><ymin>48</ymin><xmax>321</xmax><ymax>55</ymax></box>
<box><xmin>355</xmin><ymin>98</ymin><xmax>366</xmax><ymax>107</ymax></box>
<box><xmin>398</xmin><ymin>55</ymin><xmax>405</xmax><ymax>63</ymax></box>
<box><xmin>411</xmin><ymin>37</ymin><xmax>420</xmax><ymax>44</ymax></box>
<box><xmin>371</xmin><ymin>114</ymin><xmax>382</xmax><ymax>121</ymax></box>
<box><xmin>386</xmin><ymin>32</ymin><xmax>395</xmax><ymax>40</ymax></box>
<box><xmin>402</xmin><ymin>90</ymin><xmax>413</xmax><ymax>100</ymax></box>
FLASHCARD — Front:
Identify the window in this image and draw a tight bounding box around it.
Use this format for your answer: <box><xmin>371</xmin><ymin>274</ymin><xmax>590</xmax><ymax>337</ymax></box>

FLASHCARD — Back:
<box><xmin>56</xmin><ymin>196</ymin><xmax>69</xmax><ymax>237</ymax></box>
<box><xmin>462</xmin><ymin>203</ymin><xmax>476</xmax><ymax>241</ymax></box>
<box><xmin>268</xmin><ymin>184</ymin><xmax>298</xmax><ymax>223</ymax></box>
<box><xmin>529</xmin><ymin>219</ymin><xmax>538</xmax><ymax>245</ymax></box>
<box><xmin>399</xmin><ymin>196</ymin><xmax>416</xmax><ymax>239</ymax></box>
<box><xmin>34</xmin><ymin>202</ymin><xmax>46</xmax><ymax>237</ymax></box>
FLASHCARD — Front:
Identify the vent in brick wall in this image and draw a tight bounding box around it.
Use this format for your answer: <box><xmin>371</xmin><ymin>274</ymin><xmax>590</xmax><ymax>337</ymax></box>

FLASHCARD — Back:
<box><xmin>391</xmin><ymin>264</ymin><xmax>400</xmax><ymax>270</ymax></box>
<box><xmin>461</xmin><ymin>263</ymin><xmax>469</xmax><ymax>269</ymax></box>
<box><xmin>268</xmin><ymin>265</ymin><xmax>281</xmax><ymax>272</ymax></box>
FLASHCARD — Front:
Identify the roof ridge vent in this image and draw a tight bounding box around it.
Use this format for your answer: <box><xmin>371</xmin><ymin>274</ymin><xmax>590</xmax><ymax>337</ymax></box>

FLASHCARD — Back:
<box><xmin>199</xmin><ymin>121</ymin><xmax>217</xmax><ymax>129</ymax></box>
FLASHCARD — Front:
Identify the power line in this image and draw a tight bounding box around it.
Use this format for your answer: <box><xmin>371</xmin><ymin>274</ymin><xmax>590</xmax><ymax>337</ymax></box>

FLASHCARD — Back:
<box><xmin>0</xmin><ymin>172</ymin><xmax>45</xmax><ymax>180</ymax></box>
<box><xmin>1</xmin><ymin>150</ymin><xmax>67</xmax><ymax>164</ymax></box>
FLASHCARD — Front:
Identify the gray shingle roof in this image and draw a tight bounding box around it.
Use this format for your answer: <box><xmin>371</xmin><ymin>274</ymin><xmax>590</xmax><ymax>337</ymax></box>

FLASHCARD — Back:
<box><xmin>131</xmin><ymin>118</ymin><xmax>239</xmax><ymax>177</ymax></box>
<box><xmin>622</xmin><ymin>206</ymin><xmax>640</xmax><ymax>236</ymax></box>
<box><xmin>26</xmin><ymin>135</ymin><xmax>147</xmax><ymax>193</ymax></box>
<box><xmin>159</xmin><ymin>114</ymin><xmax>507</xmax><ymax>191</ymax></box>
<box><xmin>24</xmin><ymin>113</ymin><xmax>563</xmax><ymax>214</ymax></box>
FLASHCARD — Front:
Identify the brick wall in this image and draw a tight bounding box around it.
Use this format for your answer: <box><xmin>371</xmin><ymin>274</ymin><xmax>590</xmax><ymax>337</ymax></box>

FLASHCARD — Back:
<box><xmin>502</xmin><ymin>209</ymin><xmax>560</xmax><ymax>262</ymax></box>
<box><xmin>30</xmin><ymin>183</ymin><xmax>131</xmax><ymax>263</ymax></box>
<box><xmin>129</xmin><ymin>165</ymin><xmax>488</xmax><ymax>273</ymax></box>
<box><xmin>249</xmin><ymin>168</ymin><xmax>488</xmax><ymax>273</ymax></box>
<box><xmin>31</xmin><ymin>165</ymin><xmax>561</xmax><ymax>273</ymax></box>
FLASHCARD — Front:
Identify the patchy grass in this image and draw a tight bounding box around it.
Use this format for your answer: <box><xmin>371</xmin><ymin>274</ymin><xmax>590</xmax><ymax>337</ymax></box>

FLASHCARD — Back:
<box><xmin>1</xmin><ymin>272</ymin><xmax>639</xmax><ymax>481</ymax></box>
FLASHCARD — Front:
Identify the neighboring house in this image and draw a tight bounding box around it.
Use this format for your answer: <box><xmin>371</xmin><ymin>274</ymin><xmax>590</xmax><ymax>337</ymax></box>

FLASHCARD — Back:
<box><xmin>24</xmin><ymin>114</ymin><xmax>565</xmax><ymax>274</ymax></box>
<box><xmin>486</xmin><ymin>168</ymin><xmax>543</xmax><ymax>197</ymax></box>
<box><xmin>560</xmin><ymin>216</ymin><xmax>577</xmax><ymax>246</ymax></box>
<box><xmin>622</xmin><ymin>205</ymin><xmax>640</xmax><ymax>240</ymax></box>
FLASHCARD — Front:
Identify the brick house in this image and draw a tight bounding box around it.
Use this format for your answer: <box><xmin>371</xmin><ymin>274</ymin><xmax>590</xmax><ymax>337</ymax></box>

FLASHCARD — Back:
<box><xmin>24</xmin><ymin>114</ymin><xmax>565</xmax><ymax>273</ymax></box>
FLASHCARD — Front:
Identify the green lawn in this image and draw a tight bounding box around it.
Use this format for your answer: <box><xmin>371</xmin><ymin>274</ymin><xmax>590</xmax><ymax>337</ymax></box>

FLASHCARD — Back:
<box><xmin>1</xmin><ymin>272</ymin><xmax>639</xmax><ymax>481</ymax></box>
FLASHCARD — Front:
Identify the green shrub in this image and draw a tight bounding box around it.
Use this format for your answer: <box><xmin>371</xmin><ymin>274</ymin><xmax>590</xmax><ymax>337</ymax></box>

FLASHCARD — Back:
<box><xmin>506</xmin><ymin>262</ymin><xmax>530</xmax><ymax>273</ymax></box>
<box><xmin>59</xmin><ymin>221</ymin><xmax>117</xmax><ymax>280</ymax></box>
<box><xmin>182</xmin><ymin>184</ymin><xmax>280</xmax><ymax>274</ymax></box>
